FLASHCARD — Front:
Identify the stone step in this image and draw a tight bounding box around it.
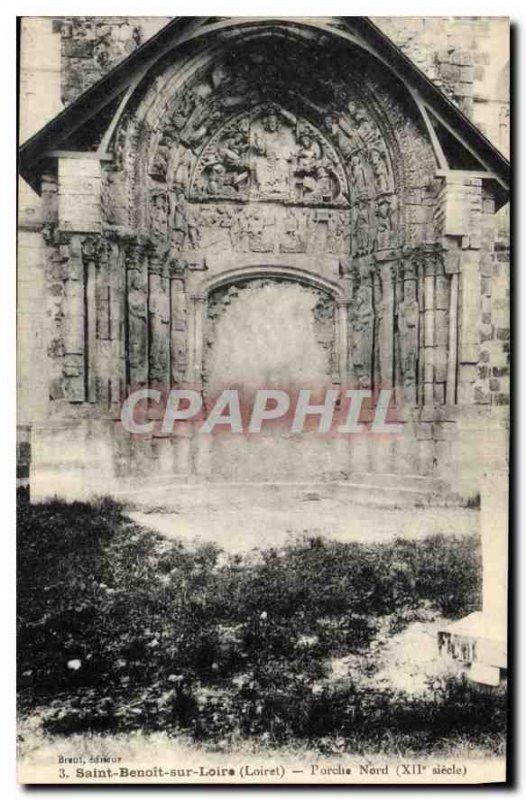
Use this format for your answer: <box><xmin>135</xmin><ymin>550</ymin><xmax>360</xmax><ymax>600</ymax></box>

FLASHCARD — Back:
<box><xmin>342</xmin><ymin>472</ymin><xmax>450</xmax><ymax>491</ymax></box>
<box><xmin>112</xmin><ymin>474</ymin><xmax>466</xmax><ymax>510</ymax></box>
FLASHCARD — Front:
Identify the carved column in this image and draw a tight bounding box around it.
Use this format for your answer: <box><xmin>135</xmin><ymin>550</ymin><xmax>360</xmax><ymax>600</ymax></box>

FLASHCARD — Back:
<box><xmin>422</xmin><ymin>250</ymin><xmax>437</xmax><ymax>406</ymax></box>
<box><xmin>336</xmin><ymin>298</ymin><xmax>350</xmax><ymax>385</ymax></box>
<box><xmin>397</xmin><ymin>257</ymin><xmax>420</xmax><ymax>406</ymax></box>
<box><xmin>169</xmin><ymin>262</ymin><xmax>188</xmax><ymax>385</ymax></box>
<box><xmin>109</xmin><ymin>239</ymin><xmax>126</xmax><ymax>406</ymax></box>
<box><xmin>64</xmin><ymin>235</ymin><xmax>86</xmax><ymax>402</ymax></box>
<box><xmin>375</xmin><ymin>251</ymin><xmax>398</xmax><ymax>390</ymax></box>
<box><xmin>82</xmin><ymin>235</ymin><xmax>115</xmax><ymax>406</ymax></box>
<box><xmin>188</xmin><ymin>293</ymin><xmax>207</xmax><ymax>385</ymax></box>
<box><xmin>96</xmin><ymin>238</ymin><xmax>112</xmax><ymax>406</ymax></box>
<box><xmin>42</xmin><ymin>228</ymin><xmax>68</xmax><ymax>402</ymax></box>
<box><xmin>338</xmin><ymin>257</ymin><xmax>353</xmax><ymax>385</ymax></box>
<box><xmin>434</xmin><ymin>255</ymin><xmax>449</xmax><ymax>405</ymax></box>
<box><xmin>348</xmin><ymin>257</ymin><xmax>374</xmax><ymax>390</ymax></box>
<box><xmin>125</xmin><ymin>241</ymin><xmax>148</xmax><ymax>387</ymax></box>
<box><xmin>80</xmin><ymin>238</ymin><xmax>96</xmax><ymax>403</ymax></box>
<box><xmin>148</xmin><ymin>245</ymin><xmax>170</xmax><ymax>389</ymax></box>
<box><xmin>417</xmin><ymin>256</ymin><xmax>426</xmax><ymax>406</ymax></box>
<box><xmin>444</xmin><ymin>245</ymin><xmax>461</xmax><ymax>405</ymax></box>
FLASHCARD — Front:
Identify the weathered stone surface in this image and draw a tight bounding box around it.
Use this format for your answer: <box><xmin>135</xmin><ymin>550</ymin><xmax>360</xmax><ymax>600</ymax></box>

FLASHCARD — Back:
<box><xmin>17</xmin><ymin>17</ymin><xmax>509</xmax><ymax>494</ymax></box>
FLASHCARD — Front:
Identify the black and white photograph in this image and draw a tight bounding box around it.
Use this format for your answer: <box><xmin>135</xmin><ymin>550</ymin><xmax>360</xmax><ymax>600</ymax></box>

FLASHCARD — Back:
<box><xmin>15</xmin><ymin>13</ymin><xmax>510</xmax><ymax>785</ymax></box>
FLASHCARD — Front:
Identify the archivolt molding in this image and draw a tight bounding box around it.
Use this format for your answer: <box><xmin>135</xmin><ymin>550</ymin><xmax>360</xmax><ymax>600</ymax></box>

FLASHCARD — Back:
<box><xmin>199</xmin><ymin>263</ymin><xmax>345</xmax><ymax>300</ymax></box>
<box><xmin>103</xmin><ymin>24</ymin><xmax>437</xmax><ymax>251</ymax></box>
<box><xmin>93</xmin><ymin>22</ymin><xmax>445</xmax><ymax>404</ymax></box>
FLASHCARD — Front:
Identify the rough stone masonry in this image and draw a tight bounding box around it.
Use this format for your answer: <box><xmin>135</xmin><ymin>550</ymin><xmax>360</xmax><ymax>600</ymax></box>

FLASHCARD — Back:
<box><xmin>18</xmin><ymin>17</ymin><xmax>509</xmax><ymax>501</ymax></box>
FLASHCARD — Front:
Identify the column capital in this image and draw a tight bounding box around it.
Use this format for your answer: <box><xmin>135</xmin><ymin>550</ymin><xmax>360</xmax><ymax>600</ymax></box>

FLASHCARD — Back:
<box><xmin>374</xmin><ymin>246</ymin><xmax>400</xmax><ymax>264</ymax></box>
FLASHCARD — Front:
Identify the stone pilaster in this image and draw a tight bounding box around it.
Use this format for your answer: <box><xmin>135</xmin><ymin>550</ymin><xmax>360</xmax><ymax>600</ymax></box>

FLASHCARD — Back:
<box><xmin>397</xmin><ymin>255</ymin><xmax>419</xmax><ymax>406</ymax></box>
<box><xmin>125</xmin><ymin>240</ymin><xmax>148</xmax><ymax>387</ymax></box>
<box><xmin>169</xmin><ymin>260</ymin><xmax>188</xmax><ymax>385</ymax></box>
<box><xmin>336</xmin><ymin>298</ymin><xmax>350</xmax><ymax>385</ymax></box>
<box><xmin>188</xmin><ymin>293</ymin><xmax>207</xmax><ymax>385</ymax></box>
<box><xmin>147</xmin><ymin>244</ymin><xmax>170</xmax><ymax>388</ymax></box>
<box><xmin>374</xmin><ymin>249</ymin><xmax>399</xmax><ymax>390</ymax></box>
<box><xmin>431</xmin><ymin>254</ymin><xmax>448</xmax><ymax>405</ymax></box>
<box><xmin>63</xmin><ymin>235</ymin><xmax>86</xmax><ymax>402</ymax></box>
<box><xmin>109</xmin><ymin>238</ymin><xmax>126</xmax><ymax>406</ymax></box>
<box><xmin>443</xmin><ymin>241</ymin><xmax>461</xmax><ymax>405</ymax></box>
<box><xmin>436</xmin><ymin>173</ymin><xmax>489</xmax><ymax>407</ymax></box>
<box><xmin>422</xmin><ymin>249</ymin><xmax>437</xmax><ymax>406</ymax></box>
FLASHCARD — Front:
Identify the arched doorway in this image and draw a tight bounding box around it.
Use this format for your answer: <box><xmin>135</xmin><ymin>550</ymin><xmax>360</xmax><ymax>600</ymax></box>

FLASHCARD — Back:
<box><xmin>108</xmin><ymin>20</ymin><xmax>448</xmax><ymax>481</ymax></box>
<box><xmin>205</xmin><ymin>278</ymin><xmax>336</xmax><ymax>394</ymax></box>
<box><xmin>200</xmin><ymin>275</ymin><xmax>346</xmax><ymax>481</ymax></box>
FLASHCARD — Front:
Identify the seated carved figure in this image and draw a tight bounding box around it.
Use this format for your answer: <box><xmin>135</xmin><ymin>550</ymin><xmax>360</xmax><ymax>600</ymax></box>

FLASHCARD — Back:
<box><xmin>251</xmin><ymin>109</ymin><xmax>296</xmax><ymax>197</ymax></box>
<box><xmin>202</xmin><ymin>134</ymin><xmax>250</xmax><ymax>197</ymax></box>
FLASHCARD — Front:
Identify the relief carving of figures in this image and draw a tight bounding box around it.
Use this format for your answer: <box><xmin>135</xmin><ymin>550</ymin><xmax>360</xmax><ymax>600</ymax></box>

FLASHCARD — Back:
<box><xmin>369</xmin><ymin>148</ymin><xmax>392</xmax><ymax>195</ymax></box>
<box><xmin>153</xmin><ymin>86</ymin><xmax>219</xmax><ymax>169</ymax></box>
<box><xmin>101</xmin><ymin>170</ymin><xmax>117</xmax><ymax>226</ymax></box>
<box><xmin>149</xmin><ymin>105</ymin><xmax>194</xmax><ymax>183</ymax></box>
<box><xmin>349</xmin><ymin>152</ymin><xmax>370</xmax><ymax>198</ymax></box>
<box><xmin>190</xmin><ymin>104</ymin><xmax>348</xmax><ymax>205</ymax></box>
<box><xmin>353</xmin><ymin>200</ymin><xmax>372</xmax><ymax>256</ymax></box>
<box><xmin>149</xmin><ymin>276</ymin><xmax>170</xmax><ymax>381</ymax></box>
<box><xmin>198</xmin><ymin>206</ymin><xmax>238</xmax><ymax>250</ymax></box>
<box><xmin>168</xmin><ymin>189</ymin><xmax>200</xmax><ymax>250</ymax></box>
<box><xmin>200</xmin><ymin>120</ymin><xmax>251</xmax><ymax>198</ymax></box>
<box><xmin>280</xmin><ymin>208</ymin><xmax>307</xmax><ymax>253</ymax></box>
<box><xmin>180</xmin><ymin>86</ymin><xmax>224</xmax><ymax>153</ymax></box>
<box><xmin>150</xmin><ymin>190</ymin><xmax>169</xmax><ymax>238</ymax></box>
<box><xmin>243</xmin><ymin>207</ymin><xmax>275</xmax><ymax>252</ymax></box>
<box><xmin>251</xmin><ymin>107</ymin><xmax>297</xmax><ymax>198</ymax></box>
<box><xmin>350</xmin><ymin>283</ymin><xmax>374</xmax><ymax>389</ymax></box>
<box><xmin>187</xmin><ymin>201</ymin><xmax>352</xmax><ymax>257</ymax></box>
<box><xmin>326</xmin><ymin>210</ymin><xmax>351</xmax><ymax>255</ymax></box>
<box><xmin>184</xmin><ymin>118</ymin><xmax>215</xmax><ymax>152</ymax></box>
<box><xmin>151</xmin><ymin>117</ymin><xmax>201</xmax><ymax>187</ymax></box>
<box><xmin>346</xmin><ymin>102</ymin><xmax>381</xmax><ymax>148</ymax></box>
<box><xmin>171</xmin><ymin>189</ymin><xmax>187</xmax><ymax>247</ymax></box>
<box><xmin>375</xmin><ymin>195</ymin><xmax>398</xmax><ymax>251</ymax></box>
<box><xmin>150</xmin><ymin>133</ymin><xmax>173</xmax><ymax>182</ymax></box>
<box><xmin>113</xmin><ymin>124</ymin><xmax>127</xmax><ymax>172</ymax></box>
<box><xmin>293</xmin><ymin>130</ymin><xmax>341</xmax><ymax>204</ymax></box>
<box><xmin>170</xmin><ymin>87</ymin><xmax>198</xmax><ymax>131</ymax></box>
<box><xmin>398</xmin><ymin>279</ymin><xmax>420</xmax><ymax>403</ymax></box>
<box><xmin>294</xmin><ymin>130</ymin><xmax>322</xmax><ymax>199</ymax></box>
<box><xmin>127</xmin><ymin>268</ymin><xmax>148</xmax><ymax>377</ymax></box>
<box><xmin>323</xmin><ymin>112</ymin><xmax>358</xmax><ymax>160</ymax></box>
<box><xmin>185</xmin><ymin>205</ymin><xmax>200</xmax><ymax>250</ymax></box>
<box><xmin>171</xmin><ymin>144</ymin><xmax>195</xmax><ymax>192</ymax></box>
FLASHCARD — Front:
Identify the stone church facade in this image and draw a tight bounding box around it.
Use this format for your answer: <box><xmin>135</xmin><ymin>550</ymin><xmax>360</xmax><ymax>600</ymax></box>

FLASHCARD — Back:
<box><xmin>18</xmin><ymin>17</ymin><xmax>510</xmax><ymax>502</ymax></box>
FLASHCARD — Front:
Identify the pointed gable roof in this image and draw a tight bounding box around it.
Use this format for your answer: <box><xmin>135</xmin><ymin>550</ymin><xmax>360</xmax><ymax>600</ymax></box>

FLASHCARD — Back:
<box><xmin>19</xmin><ymin>16</ymin><xmax>510</xmax><ymax>195</ymax></box>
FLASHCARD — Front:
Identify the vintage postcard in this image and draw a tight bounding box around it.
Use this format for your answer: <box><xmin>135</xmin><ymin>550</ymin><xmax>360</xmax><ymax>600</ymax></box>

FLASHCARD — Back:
<box><xmin>17</xmin><ymin>15</ymin><xmax>510</xmax><ymax>785</ymax></box>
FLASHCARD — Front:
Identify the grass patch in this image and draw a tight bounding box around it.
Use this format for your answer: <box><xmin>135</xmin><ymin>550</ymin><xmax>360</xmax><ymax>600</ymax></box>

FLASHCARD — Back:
<box><xmin>17</xmin><ymin>497</ymin><xmax>504</xmax><ymax>755</ymax></box>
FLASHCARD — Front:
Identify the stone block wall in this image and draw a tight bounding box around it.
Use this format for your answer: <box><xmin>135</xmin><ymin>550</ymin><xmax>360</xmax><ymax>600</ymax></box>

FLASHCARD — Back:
<box><xmin>58</xmin><ymin>158</ymin><xmax>102</xmax><ymax>233</ymax></box>
<box><xmin>475</xmin><ymin>196</ymin><xmax>510</xmax><ymax>407</ymax></box>
<box><xmin>19</xmin><ymin>18</ymin><xmax>62</xmax><ymax>142</ymax></box>
<box><xmin>436</xmin><ymin>173</ymin><xmax>510</xmax><ymax>411</ymax></box>
<box><xmin>372</xmin><ymin>17</ymin><xmax>510</xmax><ymax>157</ymax></box>
<box><xmin>17</xmin><ymin>230</ymin><xmax>49</xmax><ymax>425</ymax></box>
<box><xmin>52</xmin><ymin>17</ymin><xmax>171</xmax><ymax>105</ymax></box>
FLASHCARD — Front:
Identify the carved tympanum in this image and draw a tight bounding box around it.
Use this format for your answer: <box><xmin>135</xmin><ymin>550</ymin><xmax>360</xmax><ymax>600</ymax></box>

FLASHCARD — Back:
<box><xmin>190</xmin><ymin>104</ymin><xmax>349</xmax><ymax>206</ymax></box>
